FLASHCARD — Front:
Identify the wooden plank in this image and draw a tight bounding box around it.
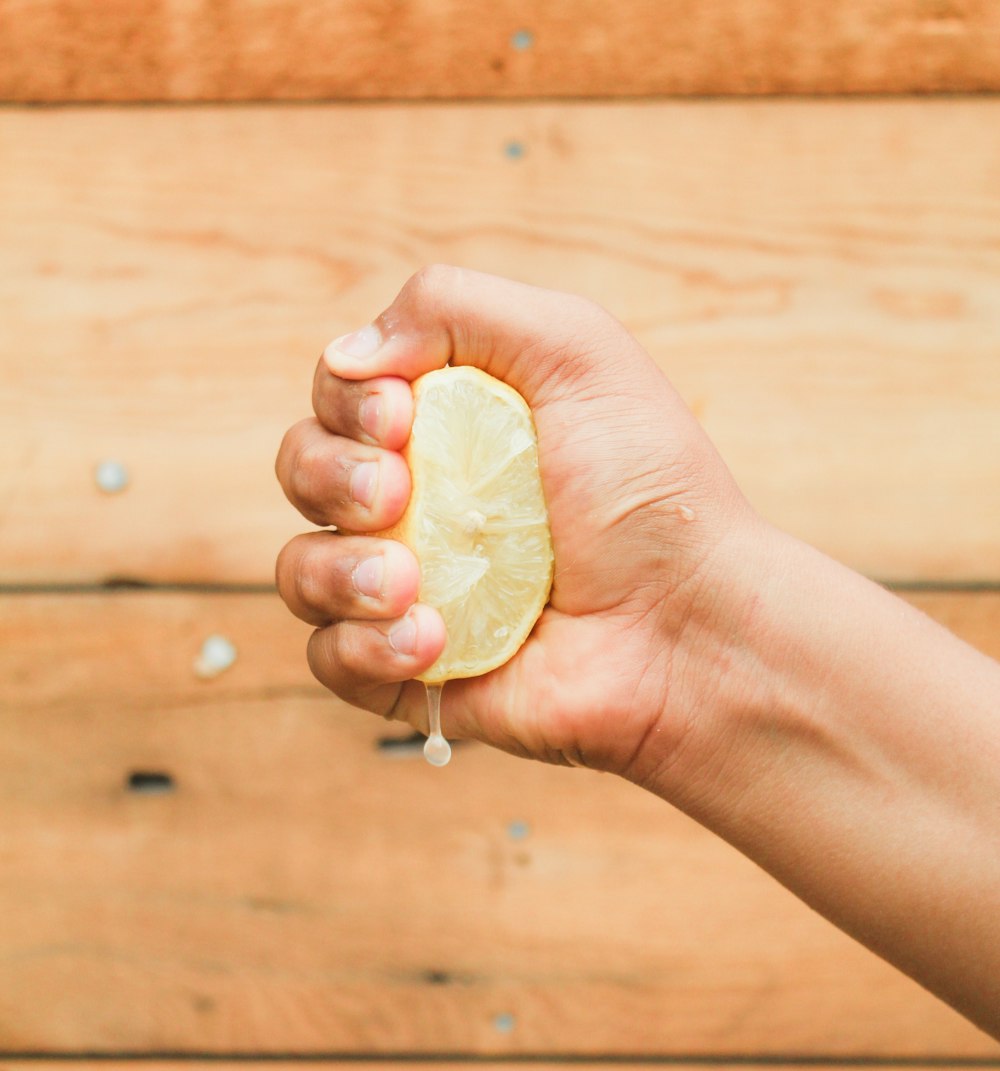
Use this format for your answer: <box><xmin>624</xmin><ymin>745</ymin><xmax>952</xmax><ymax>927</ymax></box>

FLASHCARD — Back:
<box><xmin>908</xmin><ymin>590</ymin><xmax>1000</xmax><ymax>660</ymax></box>
<box><xmin>2</xmin><ymin>101</ymin><xmax>1000</xmax><ymax>586</ymax></box>
<box><xmin>2</xmin><ymin>0</ymin><xmax>1000</xmax><ymax>101</ymax></box>
<box><xmin>3</xmin><ymin>1062</ymin><xmax>997</xmax><ymax>1071</ymax></box>
<box><xmin>0</xmin><ymin>591</ymin><xmax>997</xmax><ymax>1054</ymax></box>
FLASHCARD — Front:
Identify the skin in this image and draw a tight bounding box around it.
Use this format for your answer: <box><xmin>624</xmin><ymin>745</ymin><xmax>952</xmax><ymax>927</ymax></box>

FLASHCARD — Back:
<box><xmin>276</xmin><ymin>265</ymin><xmax>1000</xmax><ymax>1039</ymax></box>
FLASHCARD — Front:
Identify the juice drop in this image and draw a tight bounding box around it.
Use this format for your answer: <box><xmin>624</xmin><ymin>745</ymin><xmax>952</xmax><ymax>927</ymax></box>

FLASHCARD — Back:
<box><xmin>423</xmin><ymin>682</ymin><xmax>452</xmax><ymax>767</ymax></box>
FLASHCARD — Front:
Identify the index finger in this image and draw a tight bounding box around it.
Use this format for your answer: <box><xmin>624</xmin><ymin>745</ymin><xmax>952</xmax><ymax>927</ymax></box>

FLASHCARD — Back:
<box><xmin>311</xmin><ymin>363</ymin><xmax>413</xmax><ymax>451</ymax></box>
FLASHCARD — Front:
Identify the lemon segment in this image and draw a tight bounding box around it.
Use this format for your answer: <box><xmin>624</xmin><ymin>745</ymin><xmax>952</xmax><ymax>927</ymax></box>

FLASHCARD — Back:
<box><xmin>386</xmin><ymin>365</ymin><xmax>553</xmax><ymax>683</ymax></box>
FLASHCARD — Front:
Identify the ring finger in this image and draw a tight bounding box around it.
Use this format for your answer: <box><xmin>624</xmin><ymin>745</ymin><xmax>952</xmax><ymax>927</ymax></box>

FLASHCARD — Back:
<box><xmin>276</xmin><ymin>531</ymin><xmax>421</xmax><ymax>627</ymax></box>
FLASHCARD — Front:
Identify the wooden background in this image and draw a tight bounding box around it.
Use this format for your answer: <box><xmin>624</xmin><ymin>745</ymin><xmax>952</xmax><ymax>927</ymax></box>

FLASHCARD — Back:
<box><xmin>2</xmin><ymin>0</ymin><xmax>1000</xmax><ymax>1062</ymax></box>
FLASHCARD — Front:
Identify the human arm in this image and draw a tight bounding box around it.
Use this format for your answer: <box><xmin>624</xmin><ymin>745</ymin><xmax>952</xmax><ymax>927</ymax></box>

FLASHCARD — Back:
<box><xmin>634</xmin><ymin>522</ymin><xmax>1000</xmax><ymax>1035</ymax></box>
<box><xmin>275</xmin><ymin>266</ymin><xmax>1000</xmax><ymax>1037</ymax></box>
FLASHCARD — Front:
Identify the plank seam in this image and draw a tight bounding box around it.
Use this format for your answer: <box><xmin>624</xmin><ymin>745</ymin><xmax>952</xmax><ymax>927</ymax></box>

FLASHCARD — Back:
<box><xmin>0</xmin><ymin>1056</ymin><xmax>997</xmax><ymax>1066</ymax></box>
<box><xmin>3</xmin><ymin>91</ymin><xmax>1000</xmax><ymax>111</ymax></box>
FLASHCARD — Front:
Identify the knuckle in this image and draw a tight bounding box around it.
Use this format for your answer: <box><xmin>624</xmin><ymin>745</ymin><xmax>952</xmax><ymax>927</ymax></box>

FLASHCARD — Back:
<box><xmin>278</xmin><ymin>419</ymin><xmax>318</xmax><ymax>489</ymax></box>
<box><xmin>310</xmin><ymin>359</ymin><xmax>328</xmax><ymax>412</ymax></box>
<box><xmin>290</xmin><ymin>436</ymin><xmax>329</xmax><ymax>508</ymax></box>
<box><xmin>312</xmin><ymin>363</ymin><xmax>359</xmax><ymax>433</ymax></box>
<box><xmin>322</xmin><ymin>622</ymin><xmax>367</xmax><ymax>680</ymax></box>
<box><xmin>536</xmin><ymin>297</ymin><xmax>626</xmax><ymax>384</ymax></box>
<box><xmin>275</xmin><ymin>422</ymin><xmax>301</xmax><ymax>482</ymax></box>
<box><xmin>274</xmin><ymin>540</ymin><xmax>297</xmax><ymax>602</ymax></box>
<box><xmin>276</xmin><ymin>538</ymin><xmax>328</xmax><ymax>623</ymax></box>
<box><xmin>568</xmin><ymin>293</ymin><xmax>620</xmax><ymax>344</ymax></box>
<box><xmin>292</xmin><ymin>541</ymin><xmax>325</xmax><ymax>612</ymax></box>
<box><xmin>306</xmin><ymin>627</ymin><xmax>335</xmax><ymax>688</ymax></box>
<box><xmin>407</xmin><ymin>263</ymin><xmax>465</xmax><ymax>305</ymax></box>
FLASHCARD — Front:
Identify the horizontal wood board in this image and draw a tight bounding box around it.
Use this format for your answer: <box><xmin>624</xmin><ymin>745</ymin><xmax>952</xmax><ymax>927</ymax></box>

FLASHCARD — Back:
<box><xmin>2</xmin><ymin>100</ymin><xmax>999</xmax><ymax>586</ymax></box>
<box><xmin>2</xmin><ymin>0</ymin><xmax>1000</xmax><ymax>101</ymax></box>
<box><xmin>4</xmin><ymin>1066</ymin><xmax>998</xmax><ymax>1071</ymax></box>
<box><xmin>2</xmin><ymin>1066</ymin><xmax>998</xmax><ymax>1071</ymax></box>
<box><xmin>1</xmin><ymin>590</ymin><xmax>998</xmax><ymax>1054</ymax></box>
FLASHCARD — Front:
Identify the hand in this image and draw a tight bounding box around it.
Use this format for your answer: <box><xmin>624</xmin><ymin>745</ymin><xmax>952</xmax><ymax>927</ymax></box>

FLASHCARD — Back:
<box><xmin>278</xmin><ymin>265</ymin><xmax>1000</xmax><ymax>1036</ymax></box>
<box><xmin>275</xmin><ymin>265</ymin><xmax>768</xmax><ymax>776</ymax></box>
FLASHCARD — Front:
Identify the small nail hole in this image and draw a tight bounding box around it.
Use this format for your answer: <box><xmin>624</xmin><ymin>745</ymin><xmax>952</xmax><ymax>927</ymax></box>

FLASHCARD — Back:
<box><xmin>126</xmin><ymin>770</ymin><xmax>175</xmax><ymax>795</ymax></box>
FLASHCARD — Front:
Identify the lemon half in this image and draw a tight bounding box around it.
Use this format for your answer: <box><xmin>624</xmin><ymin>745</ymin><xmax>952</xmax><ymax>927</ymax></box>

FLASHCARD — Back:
<box><xmin>384</xmin><ymin>366</ymin><xmax>554</xmax><ymax>683</ymax></box>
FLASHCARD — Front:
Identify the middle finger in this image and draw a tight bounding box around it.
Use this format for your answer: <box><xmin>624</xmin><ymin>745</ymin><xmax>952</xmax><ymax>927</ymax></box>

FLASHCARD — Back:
<box><xmin>276</xmin><ymin>417</ymin><xmax>411</xmax><ymax>531</ymax></box>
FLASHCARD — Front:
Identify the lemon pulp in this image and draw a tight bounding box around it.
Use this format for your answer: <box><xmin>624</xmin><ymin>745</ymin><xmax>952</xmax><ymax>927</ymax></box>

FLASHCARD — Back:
<box><xmin>386</xmin><ymin>365</ymin><xmax>554</xmax><ymax>685</ymax></box>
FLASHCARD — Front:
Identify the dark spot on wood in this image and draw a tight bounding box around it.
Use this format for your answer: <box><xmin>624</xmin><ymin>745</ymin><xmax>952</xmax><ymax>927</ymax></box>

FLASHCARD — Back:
<box><xmin>377</xmin><ymin>731</ymin><xmax>426</xmax><ymax>757</ymax></box>
<box><xmin>422</xmin><ymin>969</ymin><xmax>451</xmax><ymax>985</ymax></box>
<box><xmin>126</xmin><ymin>770</ymin><xmax>175</xmax><ymax>794</ymax></box>
<box><xmin>377</xmin><ymin>732</ymin><xmax>466</xmax><ymax>757</ymax></box>
<box><xmin>103</xmin><ymin>575</ymin><xmax>153</xmax><ymax>590</ymax></box>
<box><xmin>192</xmin><ymin>994</ymin><xmax>216</xmax><ymax>1013</ymax></box>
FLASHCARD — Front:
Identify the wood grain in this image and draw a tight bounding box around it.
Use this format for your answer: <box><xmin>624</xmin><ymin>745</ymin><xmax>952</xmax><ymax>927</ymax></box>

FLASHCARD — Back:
<box><xmin>2</xmin><ymin>0</ymin><xmax>1000</xmax><ymax>101</ymax></box>
<box><xmin>2</xmin><ymin>101</ymin><xmax>999</xmax><ymax>586</ymax></box>
<box><xmin>1</xmin><ymin>590</ymin><xmax>998</xmax><ymax>1054</ymax></box>
<box><xmin>4</xmin><ymin>1066</ymin><xmax>997</xmax><ymax>1071</ymax></box>
<box><xmin>2</xmin><ymin>1066</ymin><xmax>996</xmax><ymax>1071</ymax></box>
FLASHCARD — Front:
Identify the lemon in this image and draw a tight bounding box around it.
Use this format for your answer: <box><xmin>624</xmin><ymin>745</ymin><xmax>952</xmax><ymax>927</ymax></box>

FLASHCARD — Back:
<box><xmin>384</xmin><ymin>365</ymin><xmax>553</xmax><ymax>683</ymax></box>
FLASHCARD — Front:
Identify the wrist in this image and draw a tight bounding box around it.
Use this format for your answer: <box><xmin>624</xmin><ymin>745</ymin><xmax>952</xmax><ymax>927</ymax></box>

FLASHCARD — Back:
<box><xmin>621</xmin><ymin>518</ymin><xmax>826</xmax><ymax>800</ymax></box>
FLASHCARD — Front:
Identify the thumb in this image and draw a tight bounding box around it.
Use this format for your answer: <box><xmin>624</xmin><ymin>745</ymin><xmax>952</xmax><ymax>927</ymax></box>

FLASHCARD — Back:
<box><xmin>322</xmin><ymin>264</ymin><xmax>633</xmax><ymax>405</ymax></box>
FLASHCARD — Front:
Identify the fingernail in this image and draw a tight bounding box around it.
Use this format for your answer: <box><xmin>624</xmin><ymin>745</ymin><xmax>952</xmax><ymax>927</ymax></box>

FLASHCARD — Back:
<box><xmin>352</xmin><ymin>556</ymin><xmax>384</xmax><ymax>599</ymax></box>
<box><xmin>359</xmin><ymin>394</ymin><xmax>383</xmax><ymax>441</ymax></box>
<box><xmin>325</xmin><ymin>324</ymin><xmax>382</xmax><ymax>366</ymax></box>
<box><xmin>349</xmin><ymin>461</ymin><xmax>378</xmax><ymax>509</ymax></box>
<box><xmin>389</xmin><ymin>612</ymin><xmax>417</xmax><ymax>656</ymax></box>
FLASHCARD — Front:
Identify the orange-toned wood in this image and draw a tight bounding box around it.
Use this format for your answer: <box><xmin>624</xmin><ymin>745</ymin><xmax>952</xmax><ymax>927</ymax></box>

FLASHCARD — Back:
<box><xmin>0</xmin><ymin>591</ymin><xmax>996</xmax><ymax>1053</ymax></box>
<box><xmin>2</xmin><ymin>1066</ymin><xmax>996</xmax><ymax>1071</ymax></box>
<box><xmin>2</xmin><ymin>101</ymin><xmax>999</xmax><ymax>586</ymax></box>
<box><xmin>907</xmin><ymin>590</ymin><xmax>1000</xmax><ymax>661</ymax></box>
<box><xmin>2</xmin><ymin>0</ymin><xmax>1000</xmax><ymax>101</ymax></box>
<box><xmin>4</xmin><ymin>1066</ymin><xmax>998</xmax><ymax>1071</ymax></box>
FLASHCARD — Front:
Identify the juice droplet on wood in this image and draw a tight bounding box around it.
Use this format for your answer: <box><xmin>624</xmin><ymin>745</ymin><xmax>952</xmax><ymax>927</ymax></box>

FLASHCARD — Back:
<box><xmin>423</xmin><ymin>682</ymin><xmax>451</xmax><ymax>767</ymax></box>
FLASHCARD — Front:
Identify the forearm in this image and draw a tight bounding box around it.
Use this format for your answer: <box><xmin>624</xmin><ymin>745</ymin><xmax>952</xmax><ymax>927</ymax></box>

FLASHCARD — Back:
<box><xmin>636</xmin><ymin>525</ymin><xmax>1000</xmax><ymax>1036</ymax></box>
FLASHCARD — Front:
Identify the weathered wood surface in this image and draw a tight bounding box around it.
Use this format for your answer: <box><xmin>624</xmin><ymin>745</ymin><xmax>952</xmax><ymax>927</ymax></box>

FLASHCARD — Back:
<box><xmin>1</xmin><ymin>590</ymin><xmax>997</xmax><ymax>1054</ymax></box>
<box><xmin>2</xmin><ymin>0</ymin><xmax>1000</xmax><ymax>101</ymax></box>
<box><xmin>2</xmin><ymin>101</ymin><xmax>999</xmax><ymax>586</ymax></box>
<box><xmin>4</xmin><ymin>1066</ymin><xmax>997</xmax><ymax>1071</ymax></box>
<box><xmin>2</xmin><ymin>1066</ymin><xmax>996</xmax><ymax>1071</ymax></box>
